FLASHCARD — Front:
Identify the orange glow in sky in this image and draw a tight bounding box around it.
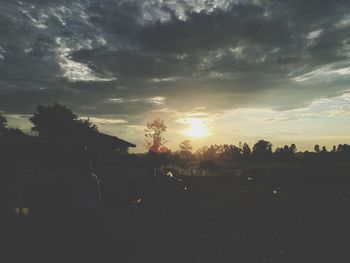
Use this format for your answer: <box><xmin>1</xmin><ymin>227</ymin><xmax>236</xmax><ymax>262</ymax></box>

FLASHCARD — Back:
<box><xmin>183</xmin><ymin>118</ymin><xmax>209</xmax><ymax>138</ymax></box>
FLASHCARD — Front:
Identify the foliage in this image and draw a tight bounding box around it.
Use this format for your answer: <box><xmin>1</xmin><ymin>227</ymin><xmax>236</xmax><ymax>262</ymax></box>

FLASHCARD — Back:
<box><xmin>30</xmin><ymin>103</ymin><xmax>78</xmax><ymax>138</ymax></box>
<box><xmin>196</xmin><ymin>145</ymin><xmax>218</xmax><ymax>159</ymax></box>
<box><xmin>179</xmin><ymin>140</ymin><xmax>193</xmax><ymax>155</ymax></box>
<box><xmin>145</xmin><ymin>118</ymin><xmax>168</xmax><ymax>153</ymax></box>
<box><xmin>314</xmin><ymin>144</ymin><xmax>320</xmax><ymax>153</ymax></box>
<box><xmin>75</xmin><ymin>118</ymin><xmax>98</xmax><ymax>134</ymax></box>
<box><xmin>242</xmin><ymin>143</ymin><xmax>252</xmax><ymax>160</ymax></box>
<box><xmin>275</xmin><ymin>144</ymin><xmax>297</xmax><ymax>161</ymax></box>
<box><xmin>252</xmin><ymin>140</ymin><xmax>273</xmax><ymax>159</ymax></box>
<box><xmin>29</xmin><ymin>103</ymin><xmax>98</xmax><ymax>141</ymax></box>
<box><xmin>0</xmin><ymin>114</ymin><xmax>24</xmax><ymax>137</ymax></box>
<box><xmin>0</xmin><ymin>114</ymin><xmax>7</xmax><ymax>130</ymax></box>
<box><xmin>218</xmin><ymin>144</ymin><xmax>242</xmax><ymax>160</ymax></box>
<box><xmin>196</xmin><ymin>143</ymin><xmax>251</xmax><ymax>161</ymax></box>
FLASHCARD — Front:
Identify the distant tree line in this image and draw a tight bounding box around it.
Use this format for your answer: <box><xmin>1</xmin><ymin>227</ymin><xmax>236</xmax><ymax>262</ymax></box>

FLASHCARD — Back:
<box><xmin>195</xmin><ymin>141</ymin><xmax>348</xmax><ymax>160</ymax></box>
<box><xmin>140</xmin><ymin>118</ymin><xmax>350</xmax><ymax>167</ymax></box>
<box><xmin>1</xmin><ymin>110</ymin><xmax>349</xmax><ymax>165</ymax></box>
<box><xmin>167</xmin><ymin>139</ymin><xmax>350</xmax><ymax>166</ymax></box>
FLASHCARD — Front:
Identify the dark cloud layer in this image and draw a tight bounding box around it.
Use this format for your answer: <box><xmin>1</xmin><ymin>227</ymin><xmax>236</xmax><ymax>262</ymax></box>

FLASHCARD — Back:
<box><xmin>1</xmin><ymin>0</ymin><xmax>350</xmax><ymax>120</ymax></box>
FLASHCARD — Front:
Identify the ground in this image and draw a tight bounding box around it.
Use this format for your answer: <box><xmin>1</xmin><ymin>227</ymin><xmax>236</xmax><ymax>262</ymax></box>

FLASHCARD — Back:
<box><xmin>2</xmin><ymin>165</ymin><xmax>350</xmax><ymax>262</ymax></box>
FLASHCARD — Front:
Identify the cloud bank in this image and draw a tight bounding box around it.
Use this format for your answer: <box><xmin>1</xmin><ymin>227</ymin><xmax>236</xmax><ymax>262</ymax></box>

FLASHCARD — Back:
<box><xmin>1</xmin><ymin>0</ymin><xmax>350</xmax><ymax>149</ymax></box>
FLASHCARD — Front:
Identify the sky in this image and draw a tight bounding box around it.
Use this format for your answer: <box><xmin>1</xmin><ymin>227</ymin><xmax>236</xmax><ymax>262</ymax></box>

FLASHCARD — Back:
<box><xmin>1</xmin><ymin>0</ymin><xmax>350</xmax><ymax>152</ymax></box>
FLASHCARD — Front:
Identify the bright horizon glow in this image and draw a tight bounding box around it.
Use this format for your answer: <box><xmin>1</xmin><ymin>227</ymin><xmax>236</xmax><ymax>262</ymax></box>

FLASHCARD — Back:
<box><xmin>183</xmin><ymin>118</ymin><xmax>209</xmax><ymax>138</ymax></box>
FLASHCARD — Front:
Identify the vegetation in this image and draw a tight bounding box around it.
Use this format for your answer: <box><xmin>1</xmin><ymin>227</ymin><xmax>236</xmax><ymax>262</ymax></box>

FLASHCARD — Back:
<box><xmin>144</xmin><ymin>118</ymin><xmax>169</xmax><ymax>153</ymax></box>
<box><xmin>1</xmin><ymin>108</ymin><xmax>350</xmax><ymax>168</ymax></box>
<box><xmin>30</xmin><ymin>103</ymin><xmax>98</xmax><ymax>142</ymax></box>
<box><xmin>1</xmin><ymin>107</ymin><xmax>350</xmax><ymax>262</ymax></box>
<box><xmin>0</xmin><ymin>114</ymin><xmax>7</xmax><ymax>131</ymax></box>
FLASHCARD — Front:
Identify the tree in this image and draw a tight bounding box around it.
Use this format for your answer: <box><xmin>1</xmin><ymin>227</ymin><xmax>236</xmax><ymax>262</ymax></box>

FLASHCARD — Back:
<box><xmin>75</xmin><ymin>118</ymin><xmax>98</xmax><ymax>134</ymax></box>
<box><xmin>289</xmin><ymin>143</ymin><xmax>297</xmax><ymax>154</ymax></box>
<box><xmin>145</xmin><ymin>118</ymin><xmax>168</xmax><ymax>153</ymax></box>
<box><xmin>252</xmin><ymin>140</ymin><xmax>272</xmax><ymax>159</ymax></box>
<box><xmin>30</xmin><ymin>103</ymin><xmax>98</xmax><ymax>141</ymax></box>
<box><xmin>218</xmin><ymin>144</ymin><xmax>241</xmax><ymax>160</ymax></box>
<box><xmin>242</xmin><ymin>143</ymin><xmax>251</xmax><ymax>160</ymax></box>
<box><xmin>337</xmin><ymin>144</ymin><xmax>350</xmax><ymax>153</ymax></box>
<box><xmin>332</xmin><ymin>145</ymin><xmax>337</xmax><ymax>153</ymax></box>
<box><xmin>275</xmin><ymin>144</ymin><xmax>297</xmax><ymax>161</ymax></box>
<box><xmin>0</xmin><ymin>114</ymin><xmax>24</xmax><ymax>137</ymax></box>
<box><xmin>196</xmin><ymin>145</ymin><xmax>219</xmax><ymax>159</ymax></box>
<box><xmin>179</xmin><ymin>140</ymin><xmax>193</xmax><ymax>155</ymax></box>
<box><xmin>30</xmin><ymin>103</ymin><xmax>78</xmax><ymax>139</ymax></box>
<box><xmin>0</xmin><ymin>114</ymin><xmax>7</xmax><ymax>131</ymax></box>
<box><xmin>314</xmin><ymin>144</ymin><xmax>320</xmax><ymax>153</ymax></box>
<box><xmin>0</xmin><ymin>114</ymin><xmax>7</xmax><ymax>136</ymax></box>
<box><xmin>178</xmin><ymin>140</ymin><xmax>193</xmax><ymax>165</ymax></box>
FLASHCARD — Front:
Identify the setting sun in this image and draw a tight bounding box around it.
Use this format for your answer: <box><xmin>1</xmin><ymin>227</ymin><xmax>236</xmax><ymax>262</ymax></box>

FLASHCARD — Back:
<box><xmin>183</xmin><ymin>118</ymin><xmax>209</xmax><ymax>138</ymax></box>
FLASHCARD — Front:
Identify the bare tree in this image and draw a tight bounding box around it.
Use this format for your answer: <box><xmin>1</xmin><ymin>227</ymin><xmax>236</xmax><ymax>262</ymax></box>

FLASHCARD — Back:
<box><xmin>145</xmin><ymin>118</ymin><xmax>168</xmax><ymax>153</ymax></box>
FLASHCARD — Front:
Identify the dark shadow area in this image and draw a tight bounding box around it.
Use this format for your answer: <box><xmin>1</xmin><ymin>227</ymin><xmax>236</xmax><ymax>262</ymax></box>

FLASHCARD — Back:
<box><xmin>1</xmin><ymin>106</ymin><xmax>350</xmax><ymax>262</ymax></box>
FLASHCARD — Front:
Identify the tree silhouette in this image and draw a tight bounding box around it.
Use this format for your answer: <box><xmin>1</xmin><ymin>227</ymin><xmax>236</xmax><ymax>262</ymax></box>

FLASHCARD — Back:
<box><xmin>252</xmin><ymin>140</ymin><xmax>272</xmax><ymax>159</ymax></box>
<box><xmin>0</xmin><ymin>114</ymin><xmax>7</xmax><ymax>137</ymax></box>
<box><xmin>196</xmin><ymin>145</ymin><xmax>219</xmax><ymax>159</ymax></box>
<box><xmin>179</xmin><ymin>140</ymin><xmax>193</xmax><ymax>155</ymax></box>
<box><xmin>218</xmin><ymin>144</ymin><xmax>241</xmax><ymax>160</ymax></box>
<box><xmin>290</xmin><ymin>143</ymin><xmax>297</xmax><ymax>154</ymax></box>
<box><xmin>275</xmin><ymin>144</ymin><xmax>297</xmax><ymax>161</ymax></box>
<box><xmin>145</xmin><ymin>118</ymin><xmax>168</xmax><ymax>153</ymax></box>
<box><xmin>75</xmin><ymin>118</ymin><xmax>98</xmax><ymax>134</ymax></box>
<box><xmin>337</xmin><ymin>144</ymin><xmax>350</xmax><ymax>153</ymax></box>
<box><xmin>0</xmin><ymin>114</ymin><xmax>7</xmax><ymax>131</ymax></box>
<box><xmin>314</xmin><ymin>144</ymin><xmax>320</xmax><ymax>153</ymax></box>
<box><xmin>30</xmin><ymin>103</ymin><xmax>78</xmax><ymax>139</ymax></box>
<box><xmin>0</xmin><ymin>114</ymin><xmax>24</xmax><ymax>137</ymax></box>
<box><xmin>178</xmin><ymin>140</ymin><xmax>193</xmax><ymax>166</ymax></box>
<box><xmin>332</xmin><ymin>145</ymin><xmax>337</xmax><ymax>152</ymax></box>
<box><xmin>242</xmin><ymin>143</ymin><xmax>251</xmax><ymax>160</ymax></box>
<box><xmin>30</xmin><ymin>103</ymin><xmax>98</xmax><ymax>142</ymax></box>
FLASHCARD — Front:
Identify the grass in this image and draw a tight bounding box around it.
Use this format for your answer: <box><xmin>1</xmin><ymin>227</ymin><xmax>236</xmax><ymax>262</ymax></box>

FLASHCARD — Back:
<box><xmin>4</xmin><ymin>163</ymin><xmax>350</xmax><ymax>262</ymax></box>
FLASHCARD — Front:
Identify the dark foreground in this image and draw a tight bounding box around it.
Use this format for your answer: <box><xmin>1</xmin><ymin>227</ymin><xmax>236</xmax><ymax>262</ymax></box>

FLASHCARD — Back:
<box><xmin>2</xmin><ymin>166</ymin><xmax>350</xmax><ymax>263</ymax></box>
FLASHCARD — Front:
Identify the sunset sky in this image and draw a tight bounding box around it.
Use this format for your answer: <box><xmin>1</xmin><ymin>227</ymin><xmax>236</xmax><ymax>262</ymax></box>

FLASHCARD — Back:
<box><xmin>1</xmin><ymin>0</ymin><xmax>350</xmax><ymax>152</ymax></box>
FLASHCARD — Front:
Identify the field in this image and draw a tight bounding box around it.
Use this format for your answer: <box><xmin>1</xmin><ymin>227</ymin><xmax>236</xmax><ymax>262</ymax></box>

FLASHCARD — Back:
<box><xmin>2</xmin><ymin>165</ymin><xmax>350</xmax><ymax>262</ymax></box>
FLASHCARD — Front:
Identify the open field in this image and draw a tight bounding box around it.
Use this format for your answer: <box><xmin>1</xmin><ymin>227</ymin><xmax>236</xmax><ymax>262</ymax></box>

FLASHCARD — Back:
<box><xmin>2</xmin><ymin>165</ymin><xmax>350</xmax><ymax>262</ymax></box>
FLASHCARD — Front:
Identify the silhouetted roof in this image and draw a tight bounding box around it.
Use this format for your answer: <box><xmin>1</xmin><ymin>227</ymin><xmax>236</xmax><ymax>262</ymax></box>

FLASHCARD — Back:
<box><xmin>87</xmin><ymin>132</ymin><xmax>136</xmax><ymax>150</ymax></box>
<box><xmin>0</xmin><ymin>132</ymin><xmax>136</xmax><ymax>151</ymax></box>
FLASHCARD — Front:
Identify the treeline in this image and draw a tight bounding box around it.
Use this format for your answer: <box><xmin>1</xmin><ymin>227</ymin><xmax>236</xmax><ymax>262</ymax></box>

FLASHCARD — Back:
<box><xmin>1</xmin><ymin>104</ymin><xmax>349</xmax><ymax>165</ymax></box>
<box><xmin>167</xmin><ymin>140</ymin><xmax>350</xmax><ymax>166</ymax></box>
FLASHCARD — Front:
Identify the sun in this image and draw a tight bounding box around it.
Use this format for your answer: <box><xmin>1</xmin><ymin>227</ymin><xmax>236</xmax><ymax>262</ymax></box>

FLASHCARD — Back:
<box><xmin>183</xmin><ymin>118</ymin><xmax>209</xmax><ymax>138</ymax></box>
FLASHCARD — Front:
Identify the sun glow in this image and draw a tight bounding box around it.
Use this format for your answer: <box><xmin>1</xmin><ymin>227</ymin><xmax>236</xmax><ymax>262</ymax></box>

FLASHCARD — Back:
<box><xmin>183</xmin><ymin>118</ymin><xmax>209</xmax><ymax>138</ymax></box>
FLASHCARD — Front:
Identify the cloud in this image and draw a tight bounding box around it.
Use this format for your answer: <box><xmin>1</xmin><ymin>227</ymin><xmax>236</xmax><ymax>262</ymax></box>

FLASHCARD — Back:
<box><xmin>82</xmin><ymin>117</ymin><xmax>128</xmax><ymax>125</ymax></box>
<box><xmin>307</xmin><ymin>29</ymin><xmax>323</xmax><ymax>40</ymax></box>
<box><xmin>55</xmin><ymin>38</ymin><xmax>116</xmax><ymax>82</ymax></box>
<box><xmin>292</xmin><ymin>62</ymin><xmax>350</xmax><ymax>82</ymax></box>
<box><xmin>335</xmin><ymin>14</ymin><xmax>350</xmax><ymax>29</ymax></box>
<box><xmin>1</xmin><ymin>0</ymin><xmax>350</xmax><ymax>146</ymax></box>
<box><xmin>146</xmin><ymin>96</ymin><xmax>166</xmax><ymax>105</ymax></box>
